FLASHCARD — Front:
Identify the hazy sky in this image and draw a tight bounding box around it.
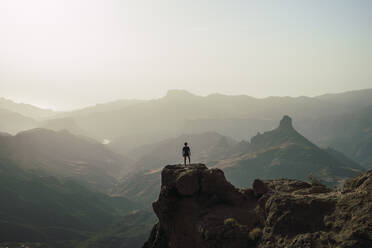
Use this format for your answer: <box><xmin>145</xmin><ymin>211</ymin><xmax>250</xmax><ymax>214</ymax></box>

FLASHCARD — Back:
<box><xmin>0</xmin><ymin>0</ymin><xmax>371</xmax><ymax>110</ymax></box>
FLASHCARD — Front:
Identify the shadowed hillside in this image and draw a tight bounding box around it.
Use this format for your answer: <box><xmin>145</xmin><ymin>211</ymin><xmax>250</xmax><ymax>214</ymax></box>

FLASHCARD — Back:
<box><xmin>0</xmin><ymin>158</ymin><xmax>139</xmax><ymax>247</ymax></box>
<box><xmin>0</xmin><ymin>129</ymin><xmax>133</xmax><ymax>192</ymax></box>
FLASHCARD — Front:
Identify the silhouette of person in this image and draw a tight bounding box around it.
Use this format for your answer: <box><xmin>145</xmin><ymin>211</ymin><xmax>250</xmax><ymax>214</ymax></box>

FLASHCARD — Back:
<box><xmin>182</xmin><ymin>142</ymin><xmax>191</xmax><ymax>166</ymax></box>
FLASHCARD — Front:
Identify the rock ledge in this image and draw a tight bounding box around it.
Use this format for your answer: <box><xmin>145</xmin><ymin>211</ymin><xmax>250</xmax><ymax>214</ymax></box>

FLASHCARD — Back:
<box><xmin>143</xmin><ymin>164</ymin><xmax>372</xmax><ymax>248</ymax></box>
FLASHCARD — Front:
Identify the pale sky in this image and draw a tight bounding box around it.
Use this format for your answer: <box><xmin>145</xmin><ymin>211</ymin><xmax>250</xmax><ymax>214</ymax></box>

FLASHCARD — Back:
<box><xmin>0</xmin><ymin>0</ymin><xmax>371</xmax><ymax>110</ymax></box>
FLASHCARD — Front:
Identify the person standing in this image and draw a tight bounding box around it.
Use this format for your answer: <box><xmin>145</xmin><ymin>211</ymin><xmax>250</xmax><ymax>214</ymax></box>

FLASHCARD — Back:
<box><xmin>182</xmin><ymin>142</ymin><xmax>191</xmax><ymax>166</ymax></box>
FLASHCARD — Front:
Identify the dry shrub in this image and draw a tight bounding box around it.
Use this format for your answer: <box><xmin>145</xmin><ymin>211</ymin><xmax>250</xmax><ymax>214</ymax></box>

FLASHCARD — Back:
<box><xmin>249</xmin><ymin>227</ymin><xmax>262</xmax><ymax>241</ymax></box>
<box><xmin>224</xmin><ymin>218</ymin><xmax>238</xmax><ymax>226</ymax></box>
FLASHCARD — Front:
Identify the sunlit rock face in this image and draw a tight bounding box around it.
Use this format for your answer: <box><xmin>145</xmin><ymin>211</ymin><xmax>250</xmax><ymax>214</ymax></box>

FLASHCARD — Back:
<box><xmin>143</xmin><ymin>164</ymin><xmax>372</xmax><ymax>248</ymax></box>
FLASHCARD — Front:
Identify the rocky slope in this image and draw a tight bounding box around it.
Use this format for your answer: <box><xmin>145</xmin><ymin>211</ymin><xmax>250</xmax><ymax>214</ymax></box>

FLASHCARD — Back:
<box><xmin>143</xmin><ymin>164</ymin><xmax>372</xmax><ymax>248</ymax></box>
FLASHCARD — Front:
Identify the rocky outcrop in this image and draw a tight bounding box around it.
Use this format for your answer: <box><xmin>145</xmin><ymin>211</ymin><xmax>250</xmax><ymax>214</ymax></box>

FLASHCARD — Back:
<box><xmin>279</xmin><ymin>115</ymin><xmax>293</xmax><ymax>129</ymax></box>
<box><xmin>143</xmin><ymin>164</ymin><xmax>372</xmax><ymax>248</ymax></box>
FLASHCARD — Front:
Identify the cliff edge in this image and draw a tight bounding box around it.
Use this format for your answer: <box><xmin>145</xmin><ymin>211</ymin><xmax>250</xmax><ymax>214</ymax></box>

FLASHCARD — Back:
<box><xmin>143</xmin><ymin>164</ymin><xmax>372</xmax><ymax>248</ymax></box>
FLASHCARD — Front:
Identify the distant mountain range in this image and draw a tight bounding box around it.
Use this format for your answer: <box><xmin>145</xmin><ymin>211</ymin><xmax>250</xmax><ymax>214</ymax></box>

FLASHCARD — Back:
<box><xmin>75</xmin><ymin>89</ymin><xmax>370</xmax><ymax>146</ymax></box>
<box><xmin>0</xmin><ymin>108</ymin><xmax>37</xmax><ymax>134</ymax></box>
<box><xmin>0</xmin><ymin>128</ymin><xmax>133</xmax><ymax>192</ymax></box>
<box><xmin>113</xmin><ymin>116</ymin><xmax>364</xmax><ymax>205</ymax></box>
<box><xmin>2</xmin><ymin>89</ymin><xmax>372</xmax><ymax>156</ymax></box>
<box><xmin>45</xmin><ymin>88</ymin><xmax>372</xmax><ymax>154</ymax></box>
<box><xmin>0</xmin><ymin>97</ymin><xmax>55</xmax><ymax>119</ymax></box>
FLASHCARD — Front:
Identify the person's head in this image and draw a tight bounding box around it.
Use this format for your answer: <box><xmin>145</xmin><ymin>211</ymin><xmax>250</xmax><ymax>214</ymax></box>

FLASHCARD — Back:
<box><xmin>184</xmin><ymin>142</ymin><xmax>188</xmax><ymax>146</ymax></box>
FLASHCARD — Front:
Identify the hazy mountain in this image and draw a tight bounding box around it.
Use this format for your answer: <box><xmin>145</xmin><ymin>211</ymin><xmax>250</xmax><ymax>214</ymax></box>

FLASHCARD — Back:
<box><xmin>114</xmin><ymin>132</ymin><xmax>237</xmax><ymax>164</ymax></box>
<box><xmin>298</xmin><ymin>105</ymin><xmax>372</xmax><ymax>169</ymax></box>
<box><xmin>79</xmin><ymin>210</ymin><xmax>156</xmax><ymax>248</ymax></box>
<box><xmin>112</xmin><ymin>117</ymin><xmax>364</xmax><ymax>204</ymax></box>
<box><xmin>113</xmin><ymin>169</ymin><xmax>162</xmax><ymax>206</ymax></box>
<box><xmin>0</xmin><ymin>128</ymin><xmax>133</xmax><ymax>192</ymax></box>
<box><xmin>0</xmin><ymin>97</ymin><xmax>55</xmax><ymax>120</ymax></box>
<box><xmin>3</xmin><ymin>88</ymin><xmax>372</xmax><ymax>148</ymax></box>
<box><xmin>0</xmin><ymin>159</ymin><xmax>139</xmax><ymax>247</ymax></box>
<box><xmin>327</xmin><ymin>106</ymin><xmax>372</xmax><ymax>169</ymax></box>
<box><xmin>0</xmin><ymin>128</ymin><xmax>152</xmax><ymax>248</ymax></box>
<box><xmin>316</xmin><ymin>88</ymin><xmax>372</xmax><ymax>109</ymax></box>
<box><xmin>32</xmin><ymin>100</ymin><xmax>144</xmax><ymax>140</ymax></box>
<box><xmin>0</xmin><ymin>131</ymin><xmax>11</xmax><ymax>137</ymax></box>
<box><xmin>27</xmin><ymin>88</ymin><xmax>371</xmax><ymax>154</ymax></box>
<box><xmin>0</xmin><ymin>108</ymin><xmax>37</xmax><ymax>134</ymax></box>
<box><xmin>112</xmin><ymin>132</ymin><xmax>237</xmax><ymax>204</ymax></box>
<box><xmin>60</xmin><ymin>89</ymin><xmax>370</xmax><ymax>149</ymax></box>
<box><xmin>218</xmin><ymin>116</ymin><xmax>365</xmax><ymax>187</ymax></box>
<box><xmin>40</xmin><ymin>117</ymin><xmax>94</xmax><ymax>139</ymax></box>
<box><xmin>58</xmin><ymin>99</ymin><xmax>145</xmax><ymax>117</ymax></box>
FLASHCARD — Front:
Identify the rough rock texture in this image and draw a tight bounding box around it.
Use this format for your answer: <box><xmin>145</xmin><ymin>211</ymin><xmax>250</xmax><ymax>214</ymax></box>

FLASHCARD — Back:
<box><xmin>143</xmin><ymin>164</ymin><xmax>372</xmax><ymax>248</ymax></box>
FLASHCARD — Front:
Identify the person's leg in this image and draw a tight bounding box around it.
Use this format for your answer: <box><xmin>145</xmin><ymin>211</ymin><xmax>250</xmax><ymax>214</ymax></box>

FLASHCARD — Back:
<box><xmin>188</xmin><ymin>156</ymin><xmax>191</xmax><ymax>165</ymax></box>
<box><xmin>184</xmin><ymin>156</ymin><xmax>186</xmax><ymax>166</ymax></box>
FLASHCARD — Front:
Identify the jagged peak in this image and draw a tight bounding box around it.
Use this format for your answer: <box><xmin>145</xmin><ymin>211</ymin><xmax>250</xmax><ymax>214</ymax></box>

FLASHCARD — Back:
<box><xmin>249</xmin><ymin>115</ymin><xmax>311</xmax><ymax>150</ymax></box>
<box><xmin>279</xmin><ymin>115</ymin><xmax>293</xmax><ymax>129</ymax></box>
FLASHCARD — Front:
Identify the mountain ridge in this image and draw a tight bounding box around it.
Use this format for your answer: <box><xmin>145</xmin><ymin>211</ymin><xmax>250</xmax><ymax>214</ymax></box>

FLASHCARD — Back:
<box><xmin>215</xmin><ymin>116</ymin><xmax>364</xmax><ymax>187</ymax></box>
<box><xmin>0</xmin><ymin>128</ymin><xmax>134</xmax><ymax>192</ymax></box>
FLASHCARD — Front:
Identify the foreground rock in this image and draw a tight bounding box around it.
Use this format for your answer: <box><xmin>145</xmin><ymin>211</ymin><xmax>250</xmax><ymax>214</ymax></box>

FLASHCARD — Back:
<box><xmin>143</xmin><ymin>164</ymin><xmax>372</xmax><ymax>248</ymax></box>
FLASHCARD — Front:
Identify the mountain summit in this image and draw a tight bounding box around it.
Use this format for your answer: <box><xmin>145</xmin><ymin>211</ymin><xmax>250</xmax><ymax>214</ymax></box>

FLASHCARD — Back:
<box><xmin>279</xmin><ymin>115</ymin><xmax>293</xmax><ymax>129</ymax></box>
<box><xmin>217</xmin><ymin>116</ymin><xmax>364</xmax><ymax>187</ymax></box>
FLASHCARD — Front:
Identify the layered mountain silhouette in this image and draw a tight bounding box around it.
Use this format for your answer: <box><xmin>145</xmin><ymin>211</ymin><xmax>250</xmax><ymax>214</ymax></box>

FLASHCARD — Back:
<box><xmin>0</xmin><ymin>108</ymin><xmax>37</xmax><ymax>134</ymax></box>
<box><xmin>40</xmin><ymin>117</ymin><xmax>93</xmax><ymax>138</ymax></box>
<box><xmin>113</xmin><ymin>116</ymin><xmax>364</xmax><ymax>206</ymax></box>
<box><xmin>2</xmin><ymin>89</ymin><xmax>372</xmax><ymax>158</ymax></box>
<box><xmin>0</xmin><ymin>159</ymin><xmax>139</xmax><ymax>247</ymax></box>
<box><xmin>43</xmin><ymin>89</ymin><xmax>372</xmax><ymax>149</ymax></box>
<box><xmin>124</xmin><ymin>132</ymin><xmax>237</xmax><ymax>168</ymax></box>
<box><xmin>316</xmin><ymin>88</ymin><xmax>372</xmax><ymax>108</ymax></box>
<box><xmin>1</xmin><ymin>89</ymin><xmax>372</xmax><ymax>248</ymax></box>
<box><xmin>302</xmin><ymin>105</ymin><xmax>372</xmax><ymax>169</ymax></box>
<box><xmin>57</xmin><ymin>98</ymin><xmax>145</xmax><ymax>118</ymax></box>
<box><xmin>0</xmin><ymin>97</ymin><xmax>55</xmax><ymax>119</ymax></box>
<box><xmin>0</xmin><ymin>128</ymin><xmax>133</xmax><ymax>192</ymax></box>
<box><xmin>112</xmin><ymin>132</ymin><xmax>236</xmax><ymax>204</ymax></box>
<box><xmin>218</xmin><ymin>116</ymin><xmax>364</xmax><ymax>187</ymax></box>
<box><xmin>0</xmin><ymin>129</ymin><xmax>145</xmax><ymax>247</ymax></box>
